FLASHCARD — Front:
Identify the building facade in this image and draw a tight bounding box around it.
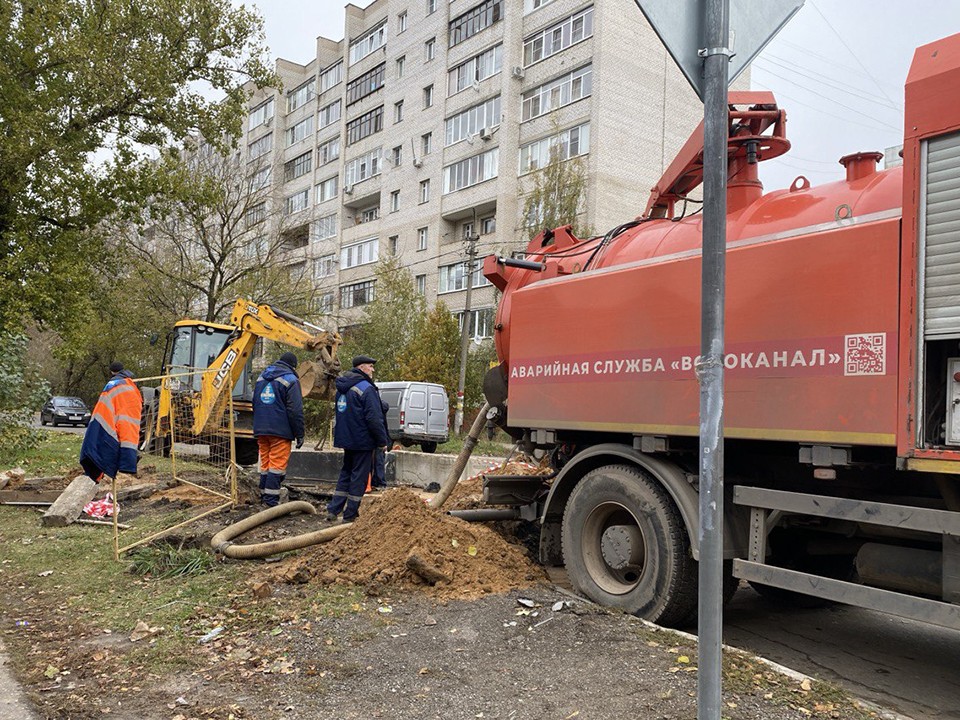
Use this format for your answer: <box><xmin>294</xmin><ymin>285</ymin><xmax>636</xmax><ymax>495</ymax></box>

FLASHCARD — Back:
<box><xmin>242</xmin><ymin>0</ymin><xmax>732</xmax><ymax>336</ymax></box>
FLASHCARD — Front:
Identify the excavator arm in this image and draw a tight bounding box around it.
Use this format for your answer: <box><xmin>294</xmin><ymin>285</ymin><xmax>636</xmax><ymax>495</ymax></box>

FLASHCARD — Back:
<box><xmin>191</xmin><ymin>299</ymin><xmax>342</xmax><ymax>435</ymax></box>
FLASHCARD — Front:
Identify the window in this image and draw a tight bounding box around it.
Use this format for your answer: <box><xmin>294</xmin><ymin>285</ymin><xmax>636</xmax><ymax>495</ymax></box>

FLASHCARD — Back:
<box><xmin>284</xmin><ymin>151</ymin><xmax>313</xmax><ymax>182</ymax></box>
<box><xmin>243</xmin><ymin>235</ymin><xmax>268</xmax><ymax>258</ymax></box>
<box><xmin>319</xmin><ymin>100</ymin><xmax>342</xmax><ymax>128</ymax></box>
<box><xmin>447</xmin><ymin>44</ymin><xmax>502</xmax><ymax>95</ymax></box>
<box><xmin>398</xmin><ymin>11</ymin><xmax>407</xmax><ymax>32</ymax></box>
<box><xmin>341</xmin><ymin>280</ymin><xmax>376</xmax><ymax>308</ymax></box>
<box><xmin>521</xmin><ymin>65</ymin><xmax>592</xmax><ymax>121</ymax></box>
<box><xmin>286</xmin><ymin>188</ymin><xmax>309</xmax><ymax>215</ymax></box>
<box><xmin>313</xmin><ymin>213</ymin><xmax>338</xmax><ymax>240</ymax></box>
<box><xmin>248</xmin><ymin>133</ymin><xmax>273</xmax><ymax>159</ymax></box>
<box><xmin>318</xmin><ymin>136</ymin><xmax>341</xmax><ymax>165</ymax></box>
<box><xmin>523</xmin><ymin>6</ymin><xmax>594</xmax><ymax>66</ymax></box>
<box><xmin>423</xmin><ymin>84</ymin><xmax>434</xmax><ymax>108</ymax></box>
<box><xmin>462</xmin><ymin>221</ymin><xmax>475</xmax><ymax>240</ymax></box>
<box><xmin>396</xmin><ymin>55</ymin><xmax>406</xmax><ymax>78</ymax></box>
<box><xmin>443</xmin><ymin>147</ymin><xmax>499</xmax><ymax>193</ymax></box>
<box><xmin>445</xmin><ymin>95</ymin><xmax>500</xmax><ymax>146</ymax></box>
<box><xmin>419</xmin><ymin>179</ymin><xmax>431</xmax><ymax>203</ymax></box>
<box><xmin>287</xmin><ymin>261</ymin><xmax>307</xmax><ymax>280</ymax></box>
<box><xmin>317</xmin><ymin>291</ymin><xmax>335</xmax><ymax>314</ymax></box>
<box><xmin>417</xmin><ymin>226</ymin><xmax>428</xmax><ymax>250</ymax></box>
<box><xmin>344</xmin><ymin>147</ymin><xmax>382</xmax><ymax>185</ymax></box>
<box><xmin>248</xmin><ymin>165</ymin><xmax>272</xmax><ymax>192</ymax></box>
<box><xmin>449</xmin><ymin>0</ymin><xmax>502</xmax><ymax>47</ymax></box>
<box><xmin>519</xmin><ymin>122</ymin><xmax>590</xmax><ymax>174</ymax></box>
<box><xmin>422</xmin><ymin>132</ymin><xmax>433</xmax><ymax>155</ymax></box>
<box><xmin>394</xmin><ymin>100</ymin><xmax>404</xmax><ymax>123</ymax></box>
<box><xmin>358</xmin><ymin>205</ymin><xmax>380</xmax><ymax>223</ymax></box>
<box><xmin>391</xmin><ymin>145</ymin><xmax>402</xmax><ymax>167</ymax></box>
<box><xmin>341</xmin><ymin>237</ymin><xmax>379</xmax><ymax>268</ymax></box>
<box><xmin>425</xmin><ymin>37</ymin><xmax>436</xmax><ymax>60</ymax></box>
<box><xmin>346</xmin><ymin>62</ymin><xmax>386</xmax><ymax>105</ymax></box>
<box><xmin>427</xmin><ymin>0</ymin><xmax>437</xmax><ymax>13</ymax></box>
<box><xmin>524</xmin><ymin>0</ymin><xmax>555</xmax><ymax>12</ymax></box>
<box><xmin>416</xmin><ymin>274</ymin><xmax>426</xmax><ymax>294</ymax></box>
<box><xmin>248</xmin><ymin>98</ymin><xmax>275</xmax><ymax>131</ymax></box>
<box><xmin>319</xmin><ymin>61</ymin><xmax>343</xmax><ymax>92</ymax></box>
<box><xmin>389</xmin><ymin>235</ymin><xmax>399</xmax><ymax>254</ymax></box>
<box><xmin>245</xmin><ymin>201</ymin><xmax>266</xmax><ymax>227</ymax></box>
<box><xmin>480</xmin><ymin>215</ymin><xmax>496</xmax><ymax>234</ymax></box>
<box><xmin>349</xmin><ymin>20</ymin><xmax>387</xmax><ymax>65</ymax></box>
<box><xmin>287</xmin><ymin>115</ymin><xmax>314</xmax><ymax>147</ymax></box>
<box><xmin>457</xmin><ymin>307</ymin><xmax>495</xmax><ymax>339</ymax></box>
<box><xmin>315</xmin><ymin>254</ymin><xmax>336</xmax><ymax>278</ymax></box>
<box><xmin>346</xmin><ymin>106</ymin><xmax>384</xmax><ymax>145</ymax></box>
<box><xmin>439</xmin><ymin>261</ymin><xmax>491</xmax><ymax>293</ymax></box>
<box><xmin>287</xmin><ymin>79</ymin><xmax>316</xmax><ymax>113</ymax></box>
<box><xmin>390</xmin><ymin>189</ymin><xmax>400</xmax><ymax>212</ymax></box>
<box><xmin>316</xmin><ymin>175</ymin><xmax>338</xmax><ymax>203</ymax></box>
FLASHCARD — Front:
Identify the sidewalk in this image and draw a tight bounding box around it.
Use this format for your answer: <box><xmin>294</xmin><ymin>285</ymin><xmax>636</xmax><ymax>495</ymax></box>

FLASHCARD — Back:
<box><xmin>0</xmin><ymin>637</ymin><xmax>36</xmax><ymax>719</ymax></box>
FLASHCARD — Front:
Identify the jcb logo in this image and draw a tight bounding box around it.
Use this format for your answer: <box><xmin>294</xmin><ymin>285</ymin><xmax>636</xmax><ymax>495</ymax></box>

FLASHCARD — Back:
<box><xmin>212</xmin><ymin>349</ymin><xmax>238</xmax><ymax>388</ymax></box>
<box><xmin>246</xmin><ymin>304</ymin><xmax>260</xmax><ymax>315</ymax></box>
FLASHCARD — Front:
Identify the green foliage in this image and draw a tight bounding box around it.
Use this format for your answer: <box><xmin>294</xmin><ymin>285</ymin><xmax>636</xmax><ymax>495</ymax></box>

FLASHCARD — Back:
<box><xmin>520</xmin><ymin>117</ymin><xmax>592</xmax><ymax>240</ymax></box>
<box><xmin>0</xmin><ymin>0</ymin><xmax>277</xmax><ymax>332</ymax></box>
<box><xmin>128</xmin><ymin>545</ymin><xmax>216</xmax><ymax>579</ymax></box>
<box><xmin>396</xmin><ymin>301</ymin><xmax>462</xmax><ymax>404</ymax></box>
<box><xmin>0</xmin><ymin>333</ymin><xmax>50</xmax><ymax>459</ymax></box>
<box><xmin>465</xmin><ymin>339</ymin><xmax>498</xmax><ymax>409</ymax></box>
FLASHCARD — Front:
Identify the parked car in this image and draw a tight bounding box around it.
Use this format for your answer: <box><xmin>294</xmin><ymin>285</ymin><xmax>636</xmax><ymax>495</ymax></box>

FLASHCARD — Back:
<box><xmin>40</xmin><ymin>396</ymin><xmax>91</xmax><ymax>427</ymax></box>
<box><xmin>377</xmin><ymin>382</ymin><xmax>449</xmax><ymax>453</ymax></box>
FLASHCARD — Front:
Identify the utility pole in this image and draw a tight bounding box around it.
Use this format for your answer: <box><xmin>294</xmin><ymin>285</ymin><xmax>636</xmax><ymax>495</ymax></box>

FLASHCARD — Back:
<box><xmin>454</xmin><ymin>230</ymin><xmax>479</xmax><ymax>435</ymax></box>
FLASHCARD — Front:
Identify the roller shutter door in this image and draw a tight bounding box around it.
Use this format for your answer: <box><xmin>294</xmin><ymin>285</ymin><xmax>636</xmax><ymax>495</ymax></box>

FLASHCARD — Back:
<box><xmin>924</xmin><ymin>131</ymin><xmax>960</xmax><ymax>337</ymax></box>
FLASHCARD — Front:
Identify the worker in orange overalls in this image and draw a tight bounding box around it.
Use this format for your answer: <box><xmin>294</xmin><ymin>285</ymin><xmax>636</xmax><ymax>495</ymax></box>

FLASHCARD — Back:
<box><xmin>252</xmin><ymin>352</ymin><xmax>305</xmax><ymax>506</ymax></box>
<box><xmin>79</xmin><ymin>361</ymin><xmax>143</xmax><ymax>483</ymax></box>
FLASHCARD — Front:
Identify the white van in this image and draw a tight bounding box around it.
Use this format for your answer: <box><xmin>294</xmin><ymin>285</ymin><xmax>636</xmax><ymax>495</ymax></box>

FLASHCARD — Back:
<box><xmin>377</xmin><ymin>381</ymin><xmax>449</xmax><ymax>453</ymax></box>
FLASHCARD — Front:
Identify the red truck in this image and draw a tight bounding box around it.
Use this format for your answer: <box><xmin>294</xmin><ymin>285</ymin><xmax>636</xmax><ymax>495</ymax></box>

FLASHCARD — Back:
<box><xmin>481</xmin><ymin>33</ymin><xmax>960</xmax><ymax>628</ymax></box>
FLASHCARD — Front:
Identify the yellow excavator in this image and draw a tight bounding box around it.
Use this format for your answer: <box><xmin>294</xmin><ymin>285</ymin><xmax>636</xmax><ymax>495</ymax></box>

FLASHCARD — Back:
<box><xmin>141</xmin><ymin>299</ymin><xmax>342</xmax><ymax>465</ymax></box>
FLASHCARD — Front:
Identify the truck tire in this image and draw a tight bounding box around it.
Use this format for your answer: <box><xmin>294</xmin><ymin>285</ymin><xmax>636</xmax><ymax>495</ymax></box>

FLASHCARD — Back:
<box><xmin>561</xmin><ymin>464</ymin><xmax>697</xmax><ymax>627</ymax></box>
<box><xmin>420</xmin><ymin>441</ymin><xmax>437</xmax><ymax>454</ymax></box>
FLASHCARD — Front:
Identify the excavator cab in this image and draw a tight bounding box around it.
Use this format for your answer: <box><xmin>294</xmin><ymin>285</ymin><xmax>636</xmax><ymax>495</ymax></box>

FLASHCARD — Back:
<box><xmin>164</xmin><ymin>321</ymin><xmax>253</xmax><ymax>399</ymax></box>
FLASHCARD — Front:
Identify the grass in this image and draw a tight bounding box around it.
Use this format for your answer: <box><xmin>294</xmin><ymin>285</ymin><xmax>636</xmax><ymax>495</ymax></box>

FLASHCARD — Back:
<box><xmin>435</xmin><ymin>433</ymin><xmax>515</xmax><ymax>459</ymax></box>
<box><xmin>0</xmin><ymin>430</ymin><xmax>83</xmax><ymax>476</ymax></box>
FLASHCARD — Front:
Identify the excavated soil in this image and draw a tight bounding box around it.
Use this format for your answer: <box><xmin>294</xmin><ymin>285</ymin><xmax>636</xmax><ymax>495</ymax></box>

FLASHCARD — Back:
<box><xmin>264</xmin><ymin>488</ymin><xmax>548</xmax><ymax>601</ymax></box>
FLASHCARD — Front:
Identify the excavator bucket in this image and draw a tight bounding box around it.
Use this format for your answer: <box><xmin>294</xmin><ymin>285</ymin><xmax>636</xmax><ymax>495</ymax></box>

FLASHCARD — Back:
<box><xmin>298</xmin><ymin>359</ymin><xmax>339</xmax><ymax>401</ymax></box>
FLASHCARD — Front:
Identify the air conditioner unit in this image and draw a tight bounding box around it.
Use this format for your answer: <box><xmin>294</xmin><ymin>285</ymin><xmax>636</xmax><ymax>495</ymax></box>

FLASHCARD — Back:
<box><xmin>478</xmin><ymin>127</ymin><xmax>492</xmax><ymax>141</ymax></box>
<box><xmin>412</xmin><ymin>159</ymin><xmax>423</xmax><ymax>168</ymax></box>
<box><xmin>264</xmin><ymin>116</ymin><xmax>274</xmax><ymax>127</ymax></box>
<box><xmin>472</xmin><ymin>80</ymin><xmax>482</xmax><ymax>92</ymax></box>
<box><xmin>511</xmin><ymin>66</ymin><xmax>525</xmax><ymax>80</ymax></box>
<box><xmin>343</xmin><ymin>184</ymin><xmax>353</xmax><ymax>195</ymax></box>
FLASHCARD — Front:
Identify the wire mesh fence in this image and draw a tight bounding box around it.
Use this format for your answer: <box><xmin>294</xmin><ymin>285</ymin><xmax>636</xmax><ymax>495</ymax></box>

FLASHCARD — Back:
<box><xmin>111</xmin><ymin>369</ymin><xmax>240</xmax><ymax>558</ymax></box>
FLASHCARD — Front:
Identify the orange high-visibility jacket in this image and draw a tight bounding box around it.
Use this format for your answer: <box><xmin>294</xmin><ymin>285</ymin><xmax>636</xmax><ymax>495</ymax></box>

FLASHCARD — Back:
<box><xmin>79</xmin><ymin>374</ymin><xmax>143</xmax><ymax>481</ymax></box>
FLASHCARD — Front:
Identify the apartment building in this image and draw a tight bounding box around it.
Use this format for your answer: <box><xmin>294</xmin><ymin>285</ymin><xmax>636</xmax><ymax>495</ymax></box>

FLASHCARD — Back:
<box><xmin>242</xmin><ymin>0</ymin><xmax>725</xmax><ymax>337</ymax></box>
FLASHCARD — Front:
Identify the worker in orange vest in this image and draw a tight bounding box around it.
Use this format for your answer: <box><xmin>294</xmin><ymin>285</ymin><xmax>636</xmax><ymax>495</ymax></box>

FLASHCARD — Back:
<box><xmin>79</xmin><ymin>361</ymin><xmax>143</xmax><ymax>483</ymax></box>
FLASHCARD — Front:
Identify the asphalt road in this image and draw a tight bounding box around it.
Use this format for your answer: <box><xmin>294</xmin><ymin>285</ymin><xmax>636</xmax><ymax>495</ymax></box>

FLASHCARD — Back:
<box><xmin>723</xmin><ymin>587</ymin><xmax>960</xmax><ymax>719</ymax></box>
<box><xmin>33</xmin><ymin>415</ymin><xmax>86</xmax><ymax>435</ymax></box>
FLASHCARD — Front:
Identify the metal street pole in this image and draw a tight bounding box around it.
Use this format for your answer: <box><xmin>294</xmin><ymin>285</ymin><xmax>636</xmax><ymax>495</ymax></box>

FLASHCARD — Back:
<box><xmin>454</xmin><ymin>232</ymin><xmax>479</xmax><ymax>434</ymax></box>
<box><xmin>697</xmin><ymin>0</ymin><xmax>730</xmax><ymax>718</ymax></box>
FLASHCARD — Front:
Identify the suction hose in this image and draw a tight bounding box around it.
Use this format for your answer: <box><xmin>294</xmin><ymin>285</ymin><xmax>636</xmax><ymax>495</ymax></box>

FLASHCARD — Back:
<box><xmin>428</xmin><ymin>401</ymin><xmax>490</xmax><ymax>511</ymax></box>
<box><xmin>211</xmin><ymin>500</ymin><xmax>349</xmax><ymax>559</ymax></box>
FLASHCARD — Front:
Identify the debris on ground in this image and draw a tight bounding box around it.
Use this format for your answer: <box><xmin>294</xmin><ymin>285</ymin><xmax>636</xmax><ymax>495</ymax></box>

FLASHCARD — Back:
<box><xmin>263</xmin><ymin>488</ymin><xmax>547</xmax><ymax>600</ymax></box>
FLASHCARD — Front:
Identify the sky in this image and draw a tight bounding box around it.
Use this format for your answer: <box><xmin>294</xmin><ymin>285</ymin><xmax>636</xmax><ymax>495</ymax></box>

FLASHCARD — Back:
<box><xmin>249</xmin><ymin>0</ymin><xmax>960</xmax><ymax>191</ymax></box>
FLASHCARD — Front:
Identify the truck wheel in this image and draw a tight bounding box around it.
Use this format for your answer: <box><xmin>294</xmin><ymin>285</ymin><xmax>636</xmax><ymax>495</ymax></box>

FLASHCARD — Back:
<box><xmin>420</xmin><ymin>441</ymin><xmax>437</xmax><ymax>454</ymax></box>
<box><xmin>234</xmin><ymin>438</ymin><xmax>260</xmax><ymax>467</ymax></box>
<box><xmin>562</xmin><ymin>464</ymin><xmax>697</xmax><ymax>627</ymax></box>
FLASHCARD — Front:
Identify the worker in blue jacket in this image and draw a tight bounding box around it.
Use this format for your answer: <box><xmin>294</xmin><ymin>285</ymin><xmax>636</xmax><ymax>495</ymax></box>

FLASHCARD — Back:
<box><xmin>253</xmin><ymin>352</ymin><xmax>304</xmax><ymax>506</ymax></box>
<box><xmin>327</xmin><ymin>355</ymin><xmax>389</xmax><ymax>522</ymax></box>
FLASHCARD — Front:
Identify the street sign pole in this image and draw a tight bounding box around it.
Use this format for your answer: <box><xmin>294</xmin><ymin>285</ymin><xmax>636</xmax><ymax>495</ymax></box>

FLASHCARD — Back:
<box><xmin>697</xmin><ymin>0</ymin><xmax>731</xmax><ymax>717</ymax></box>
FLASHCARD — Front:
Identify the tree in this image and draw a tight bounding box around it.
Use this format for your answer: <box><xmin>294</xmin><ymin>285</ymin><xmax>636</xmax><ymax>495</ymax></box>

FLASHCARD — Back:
<box><xmin>0</xmin><ymin>332</ymin><xmax>50</xmax><ymax>460</ymax></box>
<box><xmin>0</xmin><ymin>0</ymin><xmax>276</xmax><ymax>331</ymax></box>
<box><xmin>396</xmin><ymin>301</ymin><xmax>461</xmax><ymax>404</ymax></box>
<box><xmin>128</xmin><ymin>149</ymin><xmax>317</xmax><ymax>323</ymax></box>
<box><xmin>340</xmin><ymin>257</ymin><xmax>427</xmax><ymax>382</ymax></box>
<box><xmin>520</xmin><ymin>120</ymin><xmax>592</xmax><ymax>240</ymax></box>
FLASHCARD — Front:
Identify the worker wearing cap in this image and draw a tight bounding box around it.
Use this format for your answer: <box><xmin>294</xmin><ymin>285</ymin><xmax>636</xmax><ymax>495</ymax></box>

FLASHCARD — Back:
<box><xmin>253</xmin><ymin>352</ymin><xmax>305</xmax><ymax>506</ymax></box>
<box><xmin>327</xmin><ymin>355</ymin><xmax>389</xmax><ymax>523</ymax></box>
<box><xmin>80</xmin><ymin>361</ymin><xmax>143</xmax><ymax>483</ymax></box>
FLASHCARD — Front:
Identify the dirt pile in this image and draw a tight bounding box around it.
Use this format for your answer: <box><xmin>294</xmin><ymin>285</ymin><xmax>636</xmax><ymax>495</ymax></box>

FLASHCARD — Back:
<box><xmin>446</xmin><ymin>456</ymin><xmax>554</xmax><ymax>510</ymax></box>
<box><xmin>267</xmin><ymin>487</ymin><xmax>547</xmax><ymax>600</ymax></box>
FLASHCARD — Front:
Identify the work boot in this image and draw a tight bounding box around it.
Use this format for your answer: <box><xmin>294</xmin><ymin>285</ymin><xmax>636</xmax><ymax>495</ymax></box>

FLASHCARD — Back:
<box><xmin>342</xmin><ymin>516</ymin><xmax>357</xmax><ymax>524</ymax></box>
<box><xmin>326</xmin><ymin>512</ymin><xmax>338</xmax><ymax>522</ymax></box>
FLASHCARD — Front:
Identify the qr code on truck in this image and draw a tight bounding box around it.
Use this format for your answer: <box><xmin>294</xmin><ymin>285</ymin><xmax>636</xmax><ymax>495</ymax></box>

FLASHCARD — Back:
<box><xmin>844</xmin><ymin>333</ymin><xmax>886</xmax><ymax>376</ymax></box>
